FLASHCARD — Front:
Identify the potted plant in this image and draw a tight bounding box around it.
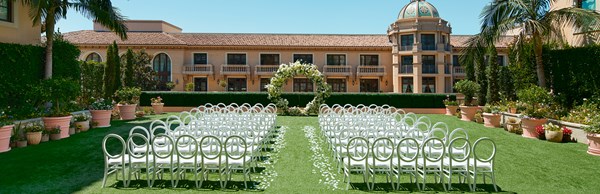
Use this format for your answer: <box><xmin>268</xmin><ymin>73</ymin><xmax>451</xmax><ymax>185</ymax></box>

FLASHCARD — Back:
<box><xmin>0</xmin><ymin>110</ymin><xmax>14</xmax><ymax>153</ymax></box>
<box><xmin>474</xmin><ymin>110</ymin><xmax>484</xmax><ymax>124</ymax></box>
<box><xmin>24</xmin><ymin>123</ymin><xmax>44</xmax><ymax>145</ymax></box>
<box><xmin>517</xmin><ymin>85</ymin><xmax>552</xmax><ymax>139</ymax></box>
<box><xmin>16</xmin><ymin>136</ymin><xmax>28</xmax><ymax>148</ymax></box>
<box><xmin>40</xmin><ymin>78</ymin><xmax>79</xmax><ymax>139</ymax></box>
<box><xmin>454</xmin><ymin>80</ymin><xmax>481</xmax><ymax>122</ymax></box>
<box><xmin>49</xmin><ymin>126</ymin><xmax>62</xmax><ymax>141</ymax></box>
<box><xmin>74</xmin><ymin>114</ymin><xmax>90</xmax><ymax>132</ymax></box>
<box><xmin>584</xmin><ymin>118</ymin><xmax>600</xmax><ymax>156</ymax></box>
<box><xmin>41</xmin><ymin>130</ymin><xmax>50</xmax><ymax>142</ymax></box>
<box><xmin>506</xmin><ymin>101</ymin><xmax>518</xmax><ymax>114</ymax></box>
<box><xmin>543</xmin><ymin>123</ymin><xmax>563</xmax><ymax>143</ymax></box>
<box><xmin>151</xmin><ymin>96</ymin><xmax>164</xmax><ymax>114</ymax></box>
<box><xmin>506</xmin><ymin>117</ymin><xmax>520</xmax><ymax>133</ymax></box>
<box><xmin>89</xmin><ymin>98</ymin><xmax>113</xmax><ymax>128</ymax></box>
<box><xmin>114</xmin><ymin>87</ymin><xmax>142</xmax><ymax>121</ymax></box>
<box><xmin>562</xmin><ymin>127</ymin><xmax>573</xmax><ymax>143</ymax></box>
<box><xmin>443</xmin><ymin>97</ymin><xmax>459</xmax><ymax>116</ymax></box>
<box><xmin>482</xmin><ymin>105</ymin><xmax>502</xmax><ymax>128</ymax></box>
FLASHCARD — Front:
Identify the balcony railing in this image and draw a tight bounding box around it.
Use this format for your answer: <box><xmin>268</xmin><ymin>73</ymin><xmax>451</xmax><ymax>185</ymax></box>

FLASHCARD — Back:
<box><xmin>445</xmin><ymin>45</ymin><xmax>452</xmax><ymax>51</ymax></box>
<box><xmin>454</xmin><ymin>66</ymin><xmax>466</xmax><ymax>75</ymax></box>
<box><xmin>221</xmin><ymin>64</ymin><xmax>250</xmax><ymax>75</ymax></box>
<box><xmin>400</xmin><ymin>65</ymin><xmax>413</xmax><ymax>74</ymax></box>
<box><xmin>183</xmin><ymin>64</ymin><xmax>213</xmax><ymax>75</ymax></box>
<box><xmin>400</xmin><ymin>45</ymin><xmax>413</xmax><ymax>51</ymax></box>
<box><xmin>255</xmin><ymin>65</ymin><xmax>280</xmax><ymax>76</ymax></box>
<box><xmin>357</xmin><ymin>66</ymin><xmax>385</xmax><ymax>76</ymax></box>
<box><xmin>323</xmin><ymin>65</ymin><xmax>352</xmax><ymax>76</ymax></box>
<box><xmin>422</xmin><ymin>65</ymin><xmax>437</xmax><ymax>74</ymax></box>
<box><xmin>422</xmin><ymin>44</ymin><xmax>437</xmax><ymax>51</ymax></box>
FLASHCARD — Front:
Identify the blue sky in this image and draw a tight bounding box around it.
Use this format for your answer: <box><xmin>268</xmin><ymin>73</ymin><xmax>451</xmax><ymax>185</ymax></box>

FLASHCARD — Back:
<box><xmin>56</xmin><ymin>0</ymin><xmax>490</xmax><ymax>35</ymax></box>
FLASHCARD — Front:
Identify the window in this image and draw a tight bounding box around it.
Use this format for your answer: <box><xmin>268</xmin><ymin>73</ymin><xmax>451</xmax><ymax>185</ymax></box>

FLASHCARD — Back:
<box><xmin>260</xmin><ymin>78</ymin><xmax>270</xmax><ymax>92</ymax></box>
<box><xmin>0</xmin><ymin>0</ymin><xmax>12</xmax><ymax>22</ymax></box>
<box><xmin>261</xmin><ymin>54</ymin><xmax>280</xmax><ymax>65</ymax></box>
<box><xmin>193</xmin><ymin>53</ymin><xmax>208</xmax><ymax>65</ymax></box>
<box><xmin>452</xmin><ymin>55</ymin><xmax>461</xmax><ymax>66</ymax></box>
<box><xmin>327</xmin><ymin>54</ymin><xmax>346</xmax><ymax>66</ymax></box>
<box><xmin>293</xmin><ymin>54</ymin><xmax>313</xmax><ymax>64</ymax></box>
<box><xmin>400</xmin><ymin>56</ymin><xmax>413</xmax><ymax>73</ymax></box>
<box><xmin>421</xmin><ymin>34</ymin><xmax>436</xmax><ymax>50</ymax></box>
<box><xmin>227</xmin><ymin>54</ymin><xmax>246</xmax><ymax>65</ymax></box>
<box><xmin>228</xmin><ymin>78</ymin><xmax>247</xmax><ymax>92</ymax></box>
<box><xmin>194</xmin><ymin>77</ymin><xmax>208</xmax><ymax>92</ymax></box>
<box><xmin>85</xmin><ymin>53</ymin><xmax>102</xmax><ymax>62</ymax></box>
<box><xmin>497</xmin><ymin>56</ymin><xmax>505</xmax><ymax>66</ymax></box>
<box><xmin>402</xmin><ymin>77</ymin><xmax>413</xmax><ymax>93</ymax></box>
<box><xmin>153</xmin><ymin>53</ymin><xmax>171</xmax><ymax>85</ymax></box>
<box><xmin>422</xmin><ymin>77</ymin><xmax>436</xmax><ymax>93</ymax></box>
<box><xmin>327</xmin><ymin>79</ymin><xmax>346</xmax><ymax>92</ymax></box>
<box><xmin>360</xmin><ymin>79</ymin><xmax>379</xmax><ymax>93</ymax></box>
<box><xmin>577</xmin><ymin>0</ymin><xmax>596</xmax><ymax>10</ymax></box>
<box><xmin>400</xmin><ymin>34</ymin><xmax>414</xmax><ymax>50</ymax></box>
<box><xmin>360</xmin><ymin>55</ymin><xmax>378</xmax><ymax>66</ymax></box>
<box><xmin>422</xmin><ymin>55</ymin><xmax>436</xmax><ymax>74</ymax></box>
<box><xmin>293</xmin><ymin>78</ymin><xmax>314</xmax><ymax>92</ymax></box>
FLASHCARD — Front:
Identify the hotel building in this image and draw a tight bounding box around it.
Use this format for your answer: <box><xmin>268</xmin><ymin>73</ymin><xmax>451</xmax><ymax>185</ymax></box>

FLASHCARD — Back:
<box><xmin>61</xmin><ymin>0</ymin><xmax>538</xmax><ymax>93</ymax></box>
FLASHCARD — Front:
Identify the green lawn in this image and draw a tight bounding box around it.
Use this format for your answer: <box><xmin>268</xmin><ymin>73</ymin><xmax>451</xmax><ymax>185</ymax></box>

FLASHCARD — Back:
<box><xmin>1</xmin><ymin>114</ymin><xmax>599</xmax><ymax>193</ymax></box>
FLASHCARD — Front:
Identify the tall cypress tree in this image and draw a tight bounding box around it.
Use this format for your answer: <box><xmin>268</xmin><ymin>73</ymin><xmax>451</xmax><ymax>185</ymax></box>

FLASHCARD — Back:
<box><xmin>475</xmin><ymin>54</ymin><xmax>487</xmax><ymax>106</ymax></box>
<box><xmin>487</xmin><ymin>45</ymin><xmax>500</xmax><ymax>104</ymax></box>
<box><xmin>103</xmin><ymin>44</ymin><xmax>115</xmax><ymax>99</ymax></box>
<box><xmin>112</xmin><ymin>42</ymin><xmax>122</xmax><ymax>89</ymax></box>
<box><xmin>124</xmin><ymin>48</ymin><xmax>135</xmax><ymax>87</ymax></box>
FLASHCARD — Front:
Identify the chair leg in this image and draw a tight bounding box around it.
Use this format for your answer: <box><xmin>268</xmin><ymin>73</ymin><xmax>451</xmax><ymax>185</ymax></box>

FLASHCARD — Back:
<box><xmin>101</xmin><ymin>167</ymin><xmax>108</xmax><ymax>188</ymax></box>
<box><xmin>491</xmin><ymin>172</ymin><xmax>498</xmax><ymax>192</ymax></box>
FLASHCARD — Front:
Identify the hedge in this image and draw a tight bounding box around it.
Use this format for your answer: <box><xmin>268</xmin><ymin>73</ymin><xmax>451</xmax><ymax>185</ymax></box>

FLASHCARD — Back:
<box><xmin>140</xmin><ymin>92</ymin><xmax>456</xmax><ymax>108</ymax></box>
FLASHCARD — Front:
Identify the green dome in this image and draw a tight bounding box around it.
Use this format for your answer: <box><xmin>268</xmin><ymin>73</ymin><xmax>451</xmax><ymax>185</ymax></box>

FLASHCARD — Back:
<box><xmin>398</xmin><ymin>0</ymin><xmax>440</xmax><ymax>19</ymax></box>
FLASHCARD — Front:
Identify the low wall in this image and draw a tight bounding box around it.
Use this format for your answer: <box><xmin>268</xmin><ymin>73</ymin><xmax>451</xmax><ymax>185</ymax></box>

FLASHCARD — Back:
<box><xmin>143</xmin><ymin>106</ymin><xmax>446</xmax><ymax>115</ymax></box>
<box><xmin>501</xmin><ymin>112</ymin><xmax>589</xmax><ymax>144</ymax></box>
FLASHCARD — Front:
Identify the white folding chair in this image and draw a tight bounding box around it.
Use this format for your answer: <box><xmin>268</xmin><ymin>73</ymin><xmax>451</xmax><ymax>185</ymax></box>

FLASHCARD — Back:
<box><xmin>343</xmin><ymin>137</ymin><xmax>370</xmax><ymax>190</ymax></box>
<box><xmin>101</xmin><ymin>134</ymin><xmax>128</xmax><ymax>188</ymax></box>
<box><xmin>199</xmin><ymin>135</ymin><xmax>224</xmax><ymax>189</ymax></box>
<box><xmin>223</xmin><ymin>135</ymin><xmax>253</xmax><ymax>189</ymax></box>
<box><xmin>443</xmin><ymin>137</ymin><xmax>472</xmax><ymax>191</ymax></box>
<box><xmin>126</xmin><ymin>134</ymin><xmax>153</xmax><ymax>187</ymax></box>
<box><xmin>175</xmin><ymin>135</ymin><xmax>201</xmax><ymax>188</ymax></box>
<box><xmin>469</xmin><ymin>138</ymin><xmax>498</xmax><ymax>192</ymax></box>
<box><xmin>369</xmin><ymin>137</ymin><xmax>395</xmax><ymax>190</ymax></box>
<box><xmin>417</xmin><ymin>138</ymin><xmax>447</xmax><ymax>191</ymax></box>
<box><xmin>394</xmin><ymin>138</ymin><xmax>420</xmax><ymax>190</ymax></box>
<box><xmin>151</xmin><ymin>134</ymin><xmax>177</xmax><ymax>188</ymax></box>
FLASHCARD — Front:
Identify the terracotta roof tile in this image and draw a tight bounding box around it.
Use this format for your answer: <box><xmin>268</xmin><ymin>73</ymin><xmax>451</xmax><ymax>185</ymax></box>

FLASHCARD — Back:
<box><xmin>62</xmin><ymin>30</ymin><xmax>186</xmax><ymax>45</ymax></box>
<box><xmin>450</xmin><ymin>35</ymin><xmax>514</xmax><ymax>48</ymax></box>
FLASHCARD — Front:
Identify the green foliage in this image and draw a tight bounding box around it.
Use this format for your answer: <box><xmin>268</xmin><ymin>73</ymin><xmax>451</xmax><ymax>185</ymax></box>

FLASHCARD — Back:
<box><xmin>112</xmin><ymin>42</ymin><xmax>121</xmax><ymax>90</ymax></box>
<box><xmin>0</xmin><ymin>43</ymin><xmax>44</xmax><ymax>118</ymax></box>
<box><xmin>24</xmin><ymin>123</ymin><xmax>44</xmax><ymax>133</ymax></box>
<box><xmin>52</xmin><ymin>38</ymin><xmax>81</xmax><ymax>80</ymax></box>
<box><xmin>39</xmin><ymin>78</ymin><xmax>81</xmax><ymax>117</ymax></box>
<box><xmin>139</xmin><ymin>92</ymin><xmax>455</xmax><ymax>109</ymax></box>
<box><xmin>486</xmin><ymin>46</ymin><xmax>500</xmax><ymax>104</ymax></box>
<box><xmin>499</xmin><ymin>66</ymin><xmax>516</xmax><ymax>100</ymax></box>
<box><xmin>0</xmin><ymin>110</ymin><xmax>14</xmax><ymax>127</ymax></box>
<box><xmin>454</xmin><ymin>80</ymin><xmax>480</xmax><ymax>106</ymax></box>
<box><xmin>89</xmin><ymin>98</ymin><xmax>113</xmax><ymax>110</ymax></box>
<box><xmin>80</xmin><ymin>61</ymin><xmax>105</xmax><ymax>106</ymax></box>
<box><xmin>123</xmin><ymin>48</ymin><xmax>135</xmax><ymax>87</ymax></box>
<box><xmin>508</xmin><ymin>42</ymin><xmax>538</xmax><ymax>91</ymax></box>
<box><xmin>126</xmin><ymin>49</ymin><xmax>159</xmax><ymax>91</ymax></box>
<box><xmin>475</xmin><ymin>54</ymin><xmax>487</xmax><ymax>106</ymax></box>
<box><xmin>185</xmin><ymin>83</ymin><xmax>194</xmax><ymax>92</ymax></box>
<box><xmin>517</xmin><ymin>85</ymin><xmax>552</xmax><ymax>118</ymax></box>
<box><xmin>562</xmin><ymin>99</ymin><xmax>600</xmax><ymax>125</ymax></box>
<box><xmin>165</xmin><ymin>82</ymin><xmax>176</xmax><ymax>91</ymax></box>
<box><xmin>104</xmin><ymin>44</ymin><xmax>116</xmax><ymax>99</ymax></box>
<box><xmin>114</xmin><ymin>87</ymin><xmax>141</xmax><ymax>105</ymax></box>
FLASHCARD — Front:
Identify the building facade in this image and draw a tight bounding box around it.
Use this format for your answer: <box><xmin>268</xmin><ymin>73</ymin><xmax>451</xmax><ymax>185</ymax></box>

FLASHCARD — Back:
<box><xmin>64</xmin><ymin>0</ymin><xmax>512</xmax><ymax>93</ymax></box>
<box><xmin>0</xmin><ymin>0</ymin><xmax>41</xmax><ymax>45</ymax></box>
<box><xmin>552</xmin><ymin>0</ymin><xmax>600</xmax><ymax>46</ymax></box>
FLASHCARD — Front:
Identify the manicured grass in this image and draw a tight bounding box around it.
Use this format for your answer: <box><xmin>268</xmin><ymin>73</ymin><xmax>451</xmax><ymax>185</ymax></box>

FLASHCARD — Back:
<box><xmin>0</xmin><ymin>114</ymin><xmax>599</xmax><ymax>193</ymax></box>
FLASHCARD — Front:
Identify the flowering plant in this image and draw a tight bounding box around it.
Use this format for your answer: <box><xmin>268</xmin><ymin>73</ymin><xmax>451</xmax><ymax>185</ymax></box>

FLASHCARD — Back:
<box><xmin>24</xmin><ymin>123</ymin><xmax>44</xmax><ymax>133</ymax></box>
<box><xmin>150</xmin><ymin>96</ymin><xmax>163</xmax><ymax>104</ymax></box>
<box><xmin>562</xmin><ymin>127</ymin><xmax>572</xmax><ymax>136</ymax></box>
<box><xmin>0</xmin><ymin>110</ymin><xmax>14</xmax><ymax>127</ymax></box>
<box><xmin>89</xmin><ymin>98</ymin><xmax>113</xmax><ymax>110</ymax></box>
<box><xmin>443</xmin><ymin>97</ymin><xmax>459</xmax><ymax>106</ymax></box>
<box><xmin>73</xmin><ymin>114</ymin><xmax>90</xmax><ymax>122</ymax></box>
<box><xmin>542</xmin><ymin>123</ymin><xmax>562</xmax><ymax>132</ymax></box>
<box><xmin>535</xmin><ymin>125</ymin><xmax>546</xmax><ymax>140</ymax></box>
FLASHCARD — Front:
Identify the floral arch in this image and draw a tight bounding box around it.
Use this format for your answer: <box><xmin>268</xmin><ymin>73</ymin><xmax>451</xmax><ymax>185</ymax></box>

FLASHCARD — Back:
<box><xmin>267</xmin><ymin>62</ymin><xmax>332</xmax><ymax>114</ymax></box>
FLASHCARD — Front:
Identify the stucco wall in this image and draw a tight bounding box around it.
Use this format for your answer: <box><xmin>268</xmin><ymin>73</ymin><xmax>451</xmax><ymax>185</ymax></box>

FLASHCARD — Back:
<box><xmin>0</xmin><ymin>1</ymin><xmax>40</xmax><ymax>45</ymax></box>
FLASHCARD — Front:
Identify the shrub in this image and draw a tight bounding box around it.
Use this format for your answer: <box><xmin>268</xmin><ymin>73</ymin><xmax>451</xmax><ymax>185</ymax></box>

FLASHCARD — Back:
<box><xmin>517</xmin><ymin>85</ymin><xmax>552</xmax><ymax>118</ymax></box>
<box><xmin>475</xmin><ymin>54</ymin><xmax>487</xmax><ymax>106</ymax></box>
<box><xmin>487</xmin><ymin>46</ymin><xmax>500</xmax><ymax>104</ymax></box>
<box><xmin>80</xmin><ymin>61</ymin><xmax>105</xmax><ymax>106</ymax></box>
<box><xmin>39</xmin><ymin>78</ymin><xmax>81</xmax><ymax>117</ymax></box>
<box><xmin>104</xmin><ymin>41</ymin><xmax>121</xmax><ymax>99</ymax></box>
<box><xmin>123</xmin><ymin>48</ymin><xmax>135</xmax><ymax>87</ymax></box>
<box><xmin>115</xmin><ymin>87</ymin><xmax>142</xmax><ymax>105</ymax></box>
<box><xmin>454</xmin><ymin>80</ymin><xmax>480</xmax><ymax>106</ymax></box>
<box><xmin>185</xmin><ymin>83</ymin><xmax>194</xmax><ymax>92</ymax></box>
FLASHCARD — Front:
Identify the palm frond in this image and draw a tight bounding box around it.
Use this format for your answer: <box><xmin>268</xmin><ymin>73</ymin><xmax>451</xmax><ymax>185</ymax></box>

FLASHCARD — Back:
<box><xmin>71</xmin><ymin>0</ymin><xmax>128</xmax><ymax>40</ymax></box>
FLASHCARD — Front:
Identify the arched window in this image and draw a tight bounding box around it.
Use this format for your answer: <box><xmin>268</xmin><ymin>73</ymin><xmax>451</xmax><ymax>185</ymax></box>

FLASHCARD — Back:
<box><xmin>85</xmin><ymin>52</ymin><xmax>102</xmax><ymax>62</ymax></box>
<box><xmin>153</xmin><ymin>53</ymin><xmax>171</xmax><ymax>84</ymax></box>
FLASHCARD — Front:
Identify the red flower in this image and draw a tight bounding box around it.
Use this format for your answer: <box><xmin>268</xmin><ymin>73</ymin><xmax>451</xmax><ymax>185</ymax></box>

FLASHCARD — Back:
<box><xmin>563</xmin><ymin>127</ymin><xmax>572</xmax><ymax>136</ymax></box>
<box><xmin>536</xmin><ymin>125</ymin><xmax>545</xmax><ymax>134</ymax></box>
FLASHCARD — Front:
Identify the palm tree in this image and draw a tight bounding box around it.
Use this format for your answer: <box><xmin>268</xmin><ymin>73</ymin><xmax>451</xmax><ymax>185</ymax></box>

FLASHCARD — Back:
<box><xmin>477</xmin><ymin>0</ymin><xmax>600</xmax><ymax>87</ymax></box>
<box><xmin>19</xmin><ymin>0</ymin><xmax>128</xmax><ymax>79</ymax></box>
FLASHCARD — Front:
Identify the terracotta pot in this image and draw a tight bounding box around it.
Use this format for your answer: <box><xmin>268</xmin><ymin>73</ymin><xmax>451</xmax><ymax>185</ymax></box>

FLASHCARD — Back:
<box><xmin>26</xmin><ymin>132</ymin><xmax>42</xmax><ymax>145</ymax></box>
<box><xmin>509</xmin><ymin>108</ymin><xmax>517</xmax><ymax>114</ymax></box>
<box><xmin>521</xmin><ymin>118</ymin><xmax>548</xmax><ymax>139</ymax></box>
<box><xmin>483</xmin><ymin>113</ymin><xmax>501</xmax><ymax>128</ymax></box>
<box><xmin>41</xmin><ymin>134</ymin><xmax>49</xmax><ymax>142</ymax></box>
<box><xmin>506</xmin><ymin>123</ymin><xmax>520</xmax><ymax>133</ymax></box>
<box><xmin>90</xmin><ymin>110</ymin><xmax>112</xmax><ymax>128</ymax></box>
<box><xmin>50</xmin><ymin>134</ymin><xmax>61</xmax><ymax>141</ymax></box>
<box><xmin>460</xmin><ymin>106</ymin><xmax>479</xmax><ymax>122</ymax></box>
<box><xmin>545</xmin><ymin>130</ymin><xmax>563</xmax><ymax>143</ymax></box>
<box><xmin>42</xmin><ymin>116</ymin><xmax>73</xmax><ymax>139</ymax></box>
<box><xmin>0</xmin><ymin>125</ymin><xmax>13</xmax><ymax>153</ymax></box>
<box><xmin>152</xmin><ymin>103</ymin><xmax>165</xmax><ymax>114</ymax></box>
<box><xmin>118</xmin><ymin>104</ymin><xmax>137</xmax><ymax>120</ymax></box>
<box><xmin>586</xmin><ymin>134</ymin><xmax>600</xmax><ymax>156</ymax></box>
<box><xmin>445</xmin><ymin>105</ymin><xmax>458</xmax><ymax>116</ymax></box>
<box><xmin>16</xmin><ymin>140</ymin><xmax>27</xmax><ymax>148</ymax></box>
<box><xmin>75</xmin><ymin>120</ymin><xmax>90</xmax><ymax>132</ymax></box>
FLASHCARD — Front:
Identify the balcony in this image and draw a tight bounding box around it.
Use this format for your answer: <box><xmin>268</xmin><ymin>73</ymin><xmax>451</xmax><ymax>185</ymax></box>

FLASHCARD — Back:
<box><xmin>454</xmin><ymin>66</ymin><xmax>466</xmax><ymax>76</ymax></box>
<box><xmin>221</xmin><ymin>64</ymin><xmax>250</xmax><ymax>76</ymax></box>
<box><xmin>400</xmin><ymin>45</ymin><xmax>413</xmax><ymax>51</ymax></box>
<box><xmin>255</xmin><ymin>65</ymin><xmax>280</xmax><ymax>76</ymax></box>
<box><xmin>422</xmin><ymin>65</ymin><xmax>438</xmax><ymax>74</ymax></box>
<box><xmin>183</xmin><ymin>64</ymin><xmax>213</xmax><ymax>75</ymax></box>
<box><xmin>400</xmin><ymin>65</ymin><xmax>413</xmax><ymax>74</ymax></box>
<box><xmin>422</xmin><ymin>44</ymin><xmax>437</xmax><ymax>51</ymax></box>
<box><xmin>323</xmin><ymin>66</ymin><xmax>352</xmax><ymax>76</ymax></box>
<box><xmin>357</xmin><ymin>66</ymin><xmax>386</xmax><ymax>77</ymax></box>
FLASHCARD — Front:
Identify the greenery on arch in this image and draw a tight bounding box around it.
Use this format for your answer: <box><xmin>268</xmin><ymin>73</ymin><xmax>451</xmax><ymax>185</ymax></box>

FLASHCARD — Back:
<box><xmin>267</xmin><ymin>62</ymin><xmax>332</xmax><ymax>115</ymax></box>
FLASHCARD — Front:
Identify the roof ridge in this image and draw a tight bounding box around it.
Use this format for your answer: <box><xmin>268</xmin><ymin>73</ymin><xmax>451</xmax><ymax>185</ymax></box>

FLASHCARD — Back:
<box><xmin>171</xmin><ymin>32</ymin><xmax>387</xmax><ymax>36</ymax></box>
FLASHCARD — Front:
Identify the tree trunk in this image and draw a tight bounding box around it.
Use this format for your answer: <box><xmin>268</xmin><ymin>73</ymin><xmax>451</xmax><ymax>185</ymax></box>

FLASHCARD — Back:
<box><xmin>44</xmin><ymin>11</ymin><xmax>56</xmax><ymax>79</ymax></box>
<box><xmin>533</xmin><ymin>33</ymin><xmax>546</xmax><ymax>87</ymax></box>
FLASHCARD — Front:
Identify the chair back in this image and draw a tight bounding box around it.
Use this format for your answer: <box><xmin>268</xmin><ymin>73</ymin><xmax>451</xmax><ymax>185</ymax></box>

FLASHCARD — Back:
<box><xmin>102</xmin><ymin>134</ymin><xmax>126</xmax><ymax>164</ymax></box>
<box><xmin>473</xmin><ymin>137</ymin><xmax>496</xmax><ymax>164</ymax></box>
<box><xmin>224</xmin><ymin>135</ymin><xmax>248</xmax><ymax>166</ymax></box>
